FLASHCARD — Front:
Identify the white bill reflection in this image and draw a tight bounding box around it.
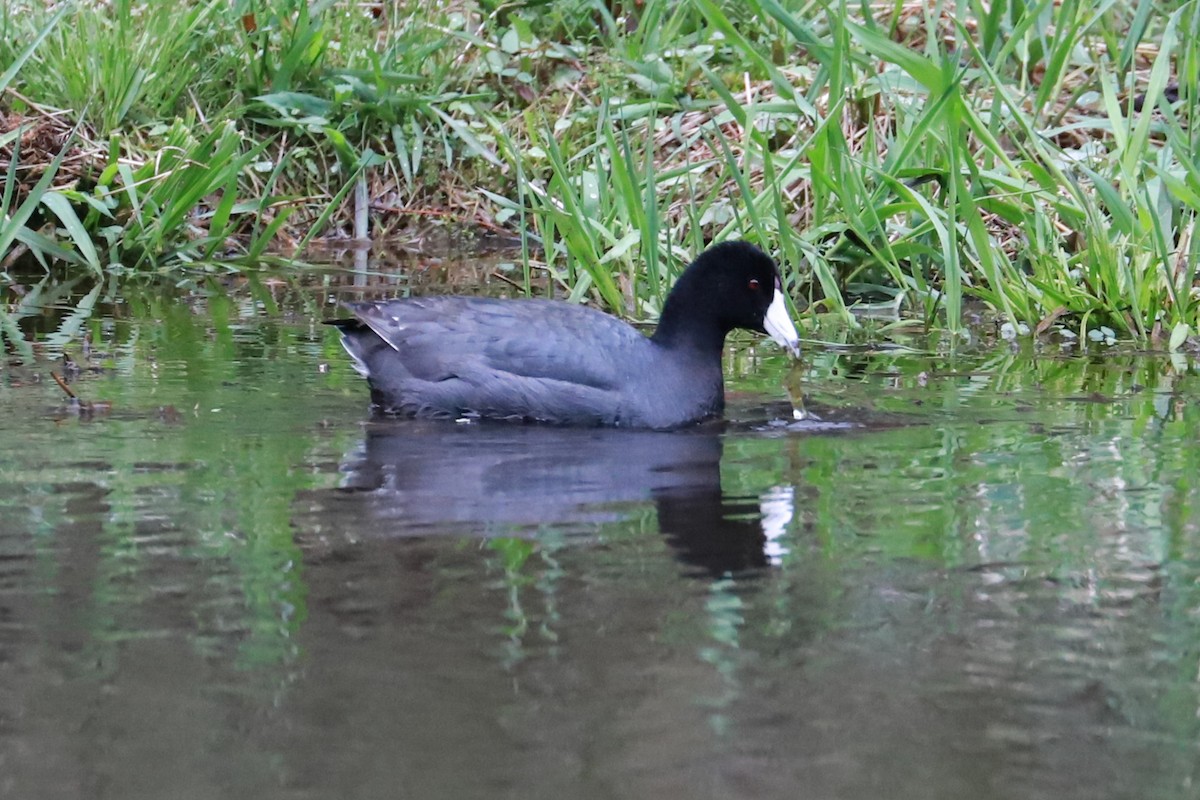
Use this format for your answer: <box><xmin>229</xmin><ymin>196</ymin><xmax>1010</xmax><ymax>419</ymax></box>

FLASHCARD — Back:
<box><xmin>759</xmin><ymin>485</ymin><xmax>795</xmax><ymax>566</ymax></box>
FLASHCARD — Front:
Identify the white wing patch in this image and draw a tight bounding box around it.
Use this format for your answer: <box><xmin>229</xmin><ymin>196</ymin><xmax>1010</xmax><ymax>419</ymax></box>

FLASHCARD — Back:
<box><xmin>337</xmin><ymin>333</ymin><xmax>372</xmax><ymax>377</ymax></box>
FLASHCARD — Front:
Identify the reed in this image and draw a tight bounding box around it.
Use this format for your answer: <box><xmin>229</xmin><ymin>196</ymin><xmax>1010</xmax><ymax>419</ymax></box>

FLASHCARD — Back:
<box><xmin>0</xmin><ymin>0</ymin><xmax>1195</xmax><ymax>347</ymax></box>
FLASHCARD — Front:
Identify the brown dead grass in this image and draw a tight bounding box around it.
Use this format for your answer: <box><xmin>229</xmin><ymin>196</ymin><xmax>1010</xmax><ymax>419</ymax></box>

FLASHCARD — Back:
<box><xmin>0</xmin><ymin>94</ymin><xmax>107</xmax><ymax>202</ymax></box>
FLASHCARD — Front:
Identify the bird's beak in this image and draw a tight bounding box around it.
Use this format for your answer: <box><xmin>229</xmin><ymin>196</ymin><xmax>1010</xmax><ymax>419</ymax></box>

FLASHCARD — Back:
<box><xmin>764</xmin><ymin>286</ymin><xmax>801</xmax><ymax>357</ymax></box>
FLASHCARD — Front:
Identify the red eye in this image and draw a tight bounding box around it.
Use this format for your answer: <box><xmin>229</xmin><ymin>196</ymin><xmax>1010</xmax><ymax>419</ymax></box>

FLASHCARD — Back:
<box><xmin>749</xmin><ymin>278</ymin><xmax>761</xmax><ymax>291</ymax></box>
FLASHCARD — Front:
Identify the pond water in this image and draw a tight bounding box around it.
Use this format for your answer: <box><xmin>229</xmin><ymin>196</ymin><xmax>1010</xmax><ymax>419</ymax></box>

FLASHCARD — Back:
<box><xmin>3</xmin><ymin>270</ymin><xmax>1200</xmax><ymax>800</ymax></box>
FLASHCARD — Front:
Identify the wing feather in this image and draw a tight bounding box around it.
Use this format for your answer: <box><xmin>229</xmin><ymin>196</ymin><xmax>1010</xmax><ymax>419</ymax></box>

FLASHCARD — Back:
<box><xmin>349</xmin><ymin>297</ymin><xmax>648</xmax><ymax>391</ymax></box>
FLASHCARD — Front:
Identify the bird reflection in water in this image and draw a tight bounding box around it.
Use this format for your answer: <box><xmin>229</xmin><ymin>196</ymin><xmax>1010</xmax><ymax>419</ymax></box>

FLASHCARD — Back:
<box><xmin>307</xmin><ymin>420</ymin><xmax>794</xmax><ymax>577</ymax></box>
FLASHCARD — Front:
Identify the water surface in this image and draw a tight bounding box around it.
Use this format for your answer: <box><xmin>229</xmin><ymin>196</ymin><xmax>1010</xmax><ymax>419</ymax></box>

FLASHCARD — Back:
<box><xmin>2</xmin><ymin>276</ymin><xmax>1200</xmax><ymax>799</ymax></box>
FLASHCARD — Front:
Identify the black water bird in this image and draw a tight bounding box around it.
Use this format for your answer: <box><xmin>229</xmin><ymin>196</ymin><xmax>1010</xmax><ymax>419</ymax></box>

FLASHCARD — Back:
<box><xmin>328</xmin><ymin>241</ymin><xmax>800</xmax><ymax>429</ymax></box>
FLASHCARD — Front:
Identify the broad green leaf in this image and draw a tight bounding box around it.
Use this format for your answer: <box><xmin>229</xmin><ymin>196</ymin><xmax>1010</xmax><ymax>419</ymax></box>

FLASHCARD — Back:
<box><xmin>41</xmin><ymin>192</ymin><xmax>102</xmax><ymax>273</ymax></box>
<box><xmin>846</xmin><ymin>21</ymin><xmax>946</xmax><ymax>93</ymax></box>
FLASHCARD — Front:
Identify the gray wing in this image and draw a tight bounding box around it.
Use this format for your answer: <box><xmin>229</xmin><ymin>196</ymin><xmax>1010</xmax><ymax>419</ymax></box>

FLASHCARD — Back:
<box><xmin>350</xmin><ymin>297</ymin><xmax>647</xmax><ymax>386</ymax></box>
<box><xmin>344</xmin><ymin>297</ymin><xmax>653</xmax><ymax>423</ymax></box>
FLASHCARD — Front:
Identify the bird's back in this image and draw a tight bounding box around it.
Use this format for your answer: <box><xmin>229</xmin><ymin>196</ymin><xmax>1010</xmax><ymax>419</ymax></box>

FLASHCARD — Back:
<box><xmin>331</xmin><ymin>296</ymin><xmax>704</xmax><ymax>426</ymax></box>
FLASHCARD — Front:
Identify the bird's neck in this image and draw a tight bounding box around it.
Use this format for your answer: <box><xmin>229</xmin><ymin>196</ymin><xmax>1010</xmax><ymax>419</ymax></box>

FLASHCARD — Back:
<box><xmin>651</xmin><ymin>294</ymin><xmax>728</xmax><ymax>356</ymax></box>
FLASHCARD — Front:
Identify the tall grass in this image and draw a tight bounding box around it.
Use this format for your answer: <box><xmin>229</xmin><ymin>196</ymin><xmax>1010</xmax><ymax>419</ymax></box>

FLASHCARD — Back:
<box><xmin>486</xmin><ymin>0</ymin><xmax>1198</xmax><ymax>345</ymax></box>
<box><xmin>2</xmin><ymin>0</ymin><xmax>1197</xmax><ymax>347</ymax></box>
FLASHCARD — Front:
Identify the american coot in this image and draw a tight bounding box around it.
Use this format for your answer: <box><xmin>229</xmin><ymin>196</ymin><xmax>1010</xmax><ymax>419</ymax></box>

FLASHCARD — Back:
<box><xmin>328</xmin><ymin>241</ymin><xmax>801</xmax><ymax>429</ymax></box>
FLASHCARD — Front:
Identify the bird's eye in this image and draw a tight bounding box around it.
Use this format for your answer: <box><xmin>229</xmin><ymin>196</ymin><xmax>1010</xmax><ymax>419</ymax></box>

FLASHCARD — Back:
<box><xmin>748</xmin><ymin>278</ymin><xmax>761</xmax><ymax>291</ymax></box>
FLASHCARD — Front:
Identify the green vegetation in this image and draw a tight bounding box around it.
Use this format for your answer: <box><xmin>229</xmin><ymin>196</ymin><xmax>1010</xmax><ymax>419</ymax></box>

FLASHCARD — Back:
<box><xmin>1</xmin><ymin>0</ymin><xmax>1198</xmax><ymax>348</ymax></box>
